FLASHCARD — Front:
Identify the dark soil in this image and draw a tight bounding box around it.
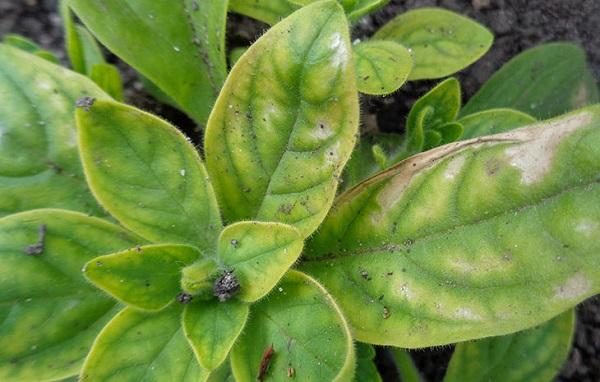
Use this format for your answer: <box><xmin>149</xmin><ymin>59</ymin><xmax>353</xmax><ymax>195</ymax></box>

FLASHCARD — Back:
<box><xmin>1</xmin><ymin>0</ymin><xmax>599</xmax><ymax>381</ymax></box>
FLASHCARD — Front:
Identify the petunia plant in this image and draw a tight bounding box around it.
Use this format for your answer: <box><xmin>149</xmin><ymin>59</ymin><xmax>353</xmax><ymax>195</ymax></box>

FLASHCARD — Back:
<box><xmin>1</xmin><ymin>0</ymin><xmax>599</xmax><ymax>381</ymax></box>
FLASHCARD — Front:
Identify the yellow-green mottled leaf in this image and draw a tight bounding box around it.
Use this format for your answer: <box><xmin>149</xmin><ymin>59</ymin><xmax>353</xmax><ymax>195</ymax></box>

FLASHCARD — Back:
<box><xmin>183</xmin><ymin>299</ymin><xmax>249</xmax><ymax>370</ymax></box>
<box><xmin>302</xmin><ymin>106</ymin><xmax>600</xmax><ymax>347</ymax></box>
<box><xmin>459</xmin><ymin>109</ymin><xmax>537</xmax><ymax>139</ymax></box>
<box><xmin>374</xmin><ymin>8</ymin><xmax>493</xmax><ymax>80</ymax></box>
<box><xmin>444</xmin><ymin>310</ymin><xmax>575</xmax><ymax>382</ymax></box>
<box><xmin>77</xmin><ymin>100</ymin><xmax>222</xmax><ymax>250</ymax></box>
<box><xmin>90</xmin><ymin>63</ymin><xmax>124</xmax><ymax>101</ymax></box>
<box><xmin>461</xmin><ymin>43</ymin><xmax>600</xmax><ymax>119</ymax></box>
<box><xmin>353</xmin><ymin>40</ymin><xmax>412</xmax><ymax>95</ymax></box>
<box><xmin>70</xmin><ymin>0</ymin><xmax>228</xmax><ymax>125</ymax></box>
<box><xmin>80</xmin><ymin>305</ymin><xmax>208</xmax><ymax>382</ymax></box>
<box><xmin>0</xmin><ymin>209</ymin><xmax>142</xmax><ymax>381</ymax></box>
<box><xmin>84</xmin><ymin>244</ymin><xmax>200</xmax><ymax>311</ymax></box>
<box><xmin>205</xmin><ymin>0</ymin><xmax>359</xmax><ymax>237</ymax></box>
<box><xmin>219</xmin><ymin>221</ymin><xmax>303</xmax><ymax>302</ymax></box>
<box><xmin>231</xmin><ymin>270</ymin><xmax>355</xmax><ymax>381</ymax></box>
<box><xmin>0</xmin><ymin>45</ymin><xmax>108</xmax><ymax>217</ymax></box>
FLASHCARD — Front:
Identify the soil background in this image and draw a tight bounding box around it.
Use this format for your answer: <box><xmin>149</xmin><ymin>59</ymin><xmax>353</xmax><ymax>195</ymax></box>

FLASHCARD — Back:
<box><xmin>1</xmin><ymin>0</ymin><xmax>599</xmax><ymax>381</ymax></box>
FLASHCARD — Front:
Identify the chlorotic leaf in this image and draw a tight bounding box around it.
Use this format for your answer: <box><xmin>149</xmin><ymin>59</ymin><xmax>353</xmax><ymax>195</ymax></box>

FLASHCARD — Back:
<box><xmin>70</xmin><ymin>0</ymin><xmax>228</xmax><ymax>125</ymax></box>
<box><xmin>90</xmin><ymin>63</ymin><xmax>124</xmax><ymax>101</ymax></box>
<box><xmin>302</xmin><ymin>107</ymin><xmax>600</xmax><ymax>347</ymax></box>
<box><xmin>0</xmin><ymin>209</ymin><xmax>142</xmax><ymax>381</ymax></box>
<box><xmin>205</xmin><ymin>0</ymin><xmax>359</xmax><ymax>238</ymax></box>
<box><xmin>459</xmin><ymin>109</ymin><xmax>537</xmax><ymax>139</ymax></box>
<box><xmin>183</xmin><ymin>299</ymin><xmax>249</xmax><ymax>371</ymax></box>
<box><xmin>84</xmin><ymin>244</ymin><xmax>200</xmax><ymax>311</ymax></box>
<box><xmin>219</xmin><ymin>221</ymin><xmax>303</xmax><ymax>302</ymax></box>
<box><xmin>353</xmin><ymin>40</ymin><xmax>413</xmax><ymax>95</ymax></box>
<box><xmin>374</xmin><ymin>8</ymin><xmax>493</xmax><ymax>80</ymax></box>
<box><xmin>444</xmin><ymin>310</ymin><xmax>575</xmax><ymax>382</ymax></box>
<box><xmin>80</xmin><ymin>305</ymin><xmax>209</xmax><ymax>382</ymax></box>
<box><xmin>354</xmin><ymin>343</ymin><xmax>382</xmax><ymax>382</ymax></box>
<box><xmin>461</xmin><ymin>43</ymin><xmax>600</xmax><ymax>119</ymax></box>
<box><xmin>77</xmin><ymin>100</ymin><xmax>222</xmax><ymax>250</ymax></box>
<box><xmin>228</xmin><ymin>0</ymin><xmax>298</xmax><ymax>25</ymax></box>
<box><xmin>0</xmin><ymin>44</ymin><xmax>109</xmax><ymax>217</ymax></box>
<box><xmin>231</xmin><ymin>270</ymin><xmax>355</xmax><ymax>381</ymax></box>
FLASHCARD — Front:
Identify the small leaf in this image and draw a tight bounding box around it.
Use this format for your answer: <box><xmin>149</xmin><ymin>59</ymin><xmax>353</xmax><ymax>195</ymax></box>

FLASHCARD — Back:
<box><xmin>61</xmin><ymin>0</ymin><xmax>105</xmax><ymax>75</ymax></box>
<box><xmin>392</xmin><ymin>349</ymin><xmax>423</xmax><ymax>382</ymax></box>
<box><xmin>219</xmin><ymin>221</ymin><xmax>303</xmax><ymax>302</ymax></box>
<box><xmin>206</xmin><ymin>0</ymin><xmax>359</xmax><ymax>238</ymax></box>
<box><xmin>2</xmin><ymin>33</ymin><xmax>42</xmax><ymax>52</ymax></box>
<box><xmin>407</xmin><ymin>78</ymin><xmax>461</xmax><ymax>133</ymax></box>
<box><xmin>77</xmin><ymin>100</ymin><xmax>222</xmax><ymax>250</ymax></box>
<box><xmin>229</xmin><ymin>47</ymin><xmax>248</xmax><ymax>67</ymax></box>
<box><xmin>0</xmin><ymin>209</ymin><xmax>141</xmax><ymax>381</ymax></box>
<box><xmin>84</xmin><ymin>244</ymin><xmax>200</xmax><ymax>311</ymax></box>
<box><xmin>459</xmin><ymin>109</ymin><xmax>536</xmax><ymax>139</ymax></box>
<box><xmin>353</xmin><ymin>40</ymin><xmax>412</xmax><ymax>95</ymax></box>
<box><xmin>444</xmin><ymin>310</ymin><xmax>575</xmax><ymax>382</ymax></box>
<box><xmin>354</xmin><ymin>343</ymin><xmax>382</xmax><ymax>382</ymax></box>
<box><xmin>70</xmin><ymin>0</ymin><xmax>228</xmax><ymax>125</ymax></box>
<box><xmin>437</xmin><ymin>121</ymin><xmax>464</xmax><ymax>144</ymax></box>
<box><xmin>302</xmin><ymin>107</ymin><xmax>600</xmax><ymax>347</ymax></box>
<box><xmin>229</xmin><ymin>0</ymin><xmax>298</xmax><ymax>25</ymax></box>
<box><xmin>461</xmin><ymin>42</ymin><xmax>600</xmax><ymax>119</ymax></box>
<box><xmin>80</xmin><ymin>305</ymin><xmax>209</xmax><ymax>382</ymax></box>
<box><xmin>230</xmin><ymin>270</ymin><xmax>355</xmax><ymax>381</ymax></box>
<box><xmin>90</xmin><ymin>63</ymin><xmax>124</xmax><ymax>101</ymax></box>
<box><xmin>374</xmin><ymin>8</ymin><xmax>493</xmax><ymax>80</ymax></box>
<box><xmin>0</xmin><ymin>44</ymin><xmax>109</xmax><ymax>217</ymax></box>
<box><xmin>183</xmin><ymin>299</ymin><xmax>249</xmax><ymax>370</ymax></box>
<box><xmin>291</xmin><ymin>0</ymin><xmax>390</xmax><ymax>22</ymax></box>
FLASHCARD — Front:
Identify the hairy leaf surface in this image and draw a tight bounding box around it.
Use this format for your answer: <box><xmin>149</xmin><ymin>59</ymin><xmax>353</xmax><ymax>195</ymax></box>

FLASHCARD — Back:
<box><xmin>462</xmin><ymin>43</ymin><xmax>600</xmax><ymax>119</ymax></box>
<box><xmin>0</xmin><ymin>209</ymin><xmax>141</xmax><ymax>381</ymax></box>
<box><xmin>444</xmin><ymin>310</ymin><xmax>575</xmax><ymax>382</ymax></box>
<box><xmin>374</xmin><ymin>8</ymin><xmax>492</xmax><ymax>80</ymax></box>
<box><xmin>0</xmin><ymin>45</ymin><xmax>108</xmax><ymax>217</ymax></box>
<box><xmin>80</xmin><ymin>305</ymin><xmax>208</xmax><ymax>382</ymax></box>
<box><xmin>302</xmin><ymin>106</ymin><xmax>600</xmax><ymax>347</ymax></box>
<box><xmin>353</xmin><ymin>40</ymin><xmax>412</xmax><ymax>95</ymax></box>
<box><xmin>77</xmin><ymin>100</ymin><xmax>222</xmax><ymax>250</ymax></box>
<box><xmin>230</xmin><ymin>270</ymin><xmax>355</xmax><ymax>381</ymax></box>
<box><xmin>70</xmin><ymin>0</ymin><xmax>228</xmax><ymax>124</ymax></box>
<box><xmin>206</xmin><ymin>0</ymin><xmax>359</xmax><ymax>237</ymax></box>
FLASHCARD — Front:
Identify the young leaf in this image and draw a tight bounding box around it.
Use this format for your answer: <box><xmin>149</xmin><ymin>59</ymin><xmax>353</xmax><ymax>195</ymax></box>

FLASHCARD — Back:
<box><xmin>302</xmin><ymin>106</ymin><xmax>600</xmax><ymax>347</ymax></box>
<box><xmin>353</xmin><ymin>40</ymin><xmax>413</xmax><ymax>95</ymax></box>
<box><xmin>70</xmin><ymin>0</ymin><xmax>228</xmax><ymax>125</ymax></box>
<box><xmin>291</xmin><ymin>0</ymin><xmax>390</xmax><ymax>22</ymax></box>
<box><xmin>219</xmin><ymin>221</ymin><xmax>303</xmax><ymax>302</ymax></box>
<box><xmin>183</xmin><ymin>299</ymin><xmax>249</xmax><ymax>371</ymax></box>
<box><xmin>444</xmin><ymin>310</ymin><xmax>575</xmax><ymax>382</ymax></box>
<box><xmin>461</xmin><ymin>43</ymin><xmax>600</xmax><ymax>119</ymax></box>
<box><xmin>90</xmin><ymin>63</ymin><xmax>124</xmax><ymax>101</ymax></box>
<box><xmin>392</xmin><ymin>349</ymin><xmax>423</xmax><ymax>382</ymax></box>
<box><xmin>230</xmin><ymin>270</ymin><xmax>355</xmax><ymax>381</ymax></box>
<box><xmin>205</xmin><ymin>0</ymin><xmax>359</xmax><ymax>237</ymax></box>
<box><xmin>0</xmin><ymin>209</ymin><xmax>142</xmax><ymax>381</ymax></box>
<box><xmin>407</xmin><ymin>78</ymin><xmax>461</xmax><ymax>133</ymax></box>
<box><xmin>229</xmin><ymin>0</ymin><xmax>298</xmax><ymax>25</ymax></box>
<box><xmin>84</xmin><ymin>244</ymin><xmax>200</xmax><ymax>311</ymax></box>
<box><xmin>61</xmin><ymin>0</ymin><xmax>104</xmax><ymax>75</ymax></box>
<box><xmin>229</xmin><ymin>47</ymin><xmax>248</xmax><ymax>67</ymax></box>
<box><xmin>80</xmin><ymin>305</ymin><xmax>209</xmax><ymax>382</ymax></box>
<box><xmin>0</xmin><ymin>44</ymin><xmax>108</xmax><ymax>217</ymax></box>
<box><xmin>354</xmin><ymin>343</ymin><xmax>382</xmax><ymax>382</ymax></box>
<box><xmin>2</xmin><ymin>34</ymin><xmax>59</xmax><ymax>63</ymax></box>
<box><xmin>77</xmin><ymin>100</ymin><xmax>222</xmax><ymax>250</ymax></box>
<box><xmin>374</xmin><ymin>8</ymin><xmax>493</xmax><ymax>80</ymax></box>
<box><xmin>459</xmin><ymin>109</ymin><xmax>536</xmax><ymax>139</ymax></box>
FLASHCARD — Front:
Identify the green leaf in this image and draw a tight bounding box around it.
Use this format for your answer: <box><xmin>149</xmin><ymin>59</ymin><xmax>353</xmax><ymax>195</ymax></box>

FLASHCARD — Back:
<box><xmin>84</xmin><ymin>244</ymin><xmax>200</xmax><ymax>311</ymax></box>
<box><xmin>461</xmin><ymin>43</ymin><xmax>600</xmax><ymax>119</ymax></box>
<box><xmin>0</xmin><ymin>209</ymin><xmax>141</xmax><ymax>381</ymax></box>
<box><xmin>353</xmin><ymin>40</ymin><xmax>413</xmax><ymax>95</ymax></box>
<box><xmin>230</xmin><ymin>270</ymin><xmax>355</xmax><ymax>381</ymax></box>
<box><xmin>229</xmin><ymin>0</ymin><xmax>297</xmax><ymax>25</ymax></box>
<box><xmin>183</xmin><ymin>299</ymin><xmax>249</xmax><ymax>370</ymax></box>
<box><xmin>205</xmin><ymin>0</ymin><xmax>359</xmax><ymax>237</ymax></box>
<box><xmin>70</xmin><ymin>0</ymin><xmax>228</xmax><ymax>125</ymax></box>
<box><xmin>407</xmin><ymin>78</ymin><xmax>461</xmax><ymax>133</ymax></box>
<box><xmin>77</xmin><ymin>100</ymin><xmax>222</xmax><ymax>250</ymax></box>
<box><xmin>374</xmin><ymin>8</ymin><xmax>493</xmax><ymax>80</ymax></box>
<box><xmin>61</xmin><ymin>0</ymin><xmax>104</xmax><ymax>75</ymax></box>
<box><xmin>0</xmin><ymin>44</ymin><xmax>108</xmax><ymax>217</ymax></box>
<box><xmin>2</xmin><ymin>34</ymin><xmax>42</xmax><ymax>52</ymax></box>
<box><xmin>229</xmin><ymin>47</ymin><xmax>248</xmax><ymax>68</ymax></box>
<box><xmin>90</xmin><ymin>63</ymin><xmax>124</xmax><ymax>101</ymax></box>
<box><xmin>444</xmin><ymin>310</ymin><xmax>575</xmax><ymax>382</ymax></box>
<box><xmin>80</xmin><ymin>305</ymin><xmax>208</xmax><ymax>382</ymax></box>
<box><xmin>302</xmin><ymin>106</ymin><xmax>600</xmax><ymax>347</ymax></box>
<box><xmin>392</xmin><ymin>349</ymin><xmax>422</xmax><ymax>382</ymax></box>
<box><xmin>291</xmin><ymin>0</ymin><xmax>390</xmax><ymax>22</ymax></box>
<box><xmin>437</xmin><ymin>121</ymin><xmax>464</xmax><ymax>145</ymax></box>
<box><xmin>219</xmin><ymin>221</ymin><xmax>303</xmax><ymax>302</ymax></box>
<box><xmin>459</xmin><ymin>109</ymin><xmax>537</xmax><ymax>139</ymax></box>
<box><xmin>354</xmin><ymin>343</ymin><xmax>382</xmax><ymax>382</ymax></box>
